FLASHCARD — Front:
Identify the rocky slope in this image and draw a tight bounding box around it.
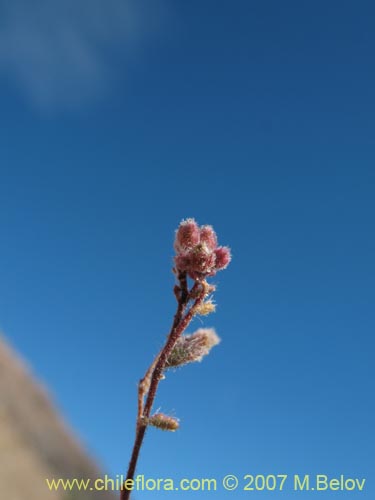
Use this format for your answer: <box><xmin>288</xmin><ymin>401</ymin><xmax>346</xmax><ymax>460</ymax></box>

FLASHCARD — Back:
<box><xmin>0</xmin><ymin>336</ymin><xmax>115</xmax><ymax>500</ymax></box>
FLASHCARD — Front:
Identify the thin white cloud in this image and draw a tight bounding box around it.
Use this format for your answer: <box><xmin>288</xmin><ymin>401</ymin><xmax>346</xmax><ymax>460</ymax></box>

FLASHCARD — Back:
<box><xmin>0</xmin><ymin>0</ymin><xmax>162</xmax><ymax>110</ymax></box>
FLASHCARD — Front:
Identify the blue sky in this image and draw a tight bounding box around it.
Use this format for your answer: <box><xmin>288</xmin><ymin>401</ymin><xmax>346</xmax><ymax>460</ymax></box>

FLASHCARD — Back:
<box><xmin>0</xmin><ymin>0</ymin><xmax>374</xmax><ymax>498</ymax></box>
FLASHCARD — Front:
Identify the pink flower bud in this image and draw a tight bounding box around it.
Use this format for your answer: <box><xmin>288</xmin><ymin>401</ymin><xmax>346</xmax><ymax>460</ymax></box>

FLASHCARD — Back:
<box><xmin>214</xmin><ymin>246</ymin><xmax>231</xmax><ymax>270</ymax></box>
<box><xmin>199</xmin><ymin>225</ymin><xmax>217</xmax><ymax>251</ymax></box>
<box><xmin>188</xmin><ymin>246</ymin><xmax>216</xmax><ymax>275</ymax></box>
<box><xmin>174</xmin><ymin>253</ymin><xmax>191</xmax><ymax>272</ymax></box>
<box><xmin>174</xmin><ymin>218</ymin><xmax>200</xmax><ymax>252</ymax></box>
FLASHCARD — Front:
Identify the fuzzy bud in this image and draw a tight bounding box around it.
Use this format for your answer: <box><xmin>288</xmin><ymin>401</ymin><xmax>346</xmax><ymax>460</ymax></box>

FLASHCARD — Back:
<box><xmin>214</xmin><ymin>246</ymin><xmax>231</xmax><ymax>270</ymax></box>
<box><xmin>199</xmin><ymin>225</ymin><xmax>217</xmax><ymax>251</ymax></box>
<box><xmin>188</xmin><ymin>245</ymin><xmax>216</xmax><ymax>275</ymax></box>
<box><xmin>174</xmin><ymin>218</ymin><xmax>200</xmax><ymax>252</ymax></box>
<box><xmin>147</xmin><ymin>413</ymin><xmax>180</xmax><ymax>431</ymax></box>
<box><xmin>166</xmin><ymin>328</ymin><xmax>220</xmax><ymax>368</ymax></box>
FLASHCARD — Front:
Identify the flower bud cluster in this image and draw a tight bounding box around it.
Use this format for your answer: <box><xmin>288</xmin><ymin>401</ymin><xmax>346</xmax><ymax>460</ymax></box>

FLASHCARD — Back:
<box><xmin>174</xmin><ymin>219</ymin><xmax>231</xmax><ymax>280</ymax></box>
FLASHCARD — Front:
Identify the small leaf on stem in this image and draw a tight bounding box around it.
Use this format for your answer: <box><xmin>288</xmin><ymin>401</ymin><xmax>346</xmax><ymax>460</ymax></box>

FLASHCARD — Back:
<box><xmin>146</xmin><ymin>413</ymin><xmax>180</xmax><ymax>431</ymax></box>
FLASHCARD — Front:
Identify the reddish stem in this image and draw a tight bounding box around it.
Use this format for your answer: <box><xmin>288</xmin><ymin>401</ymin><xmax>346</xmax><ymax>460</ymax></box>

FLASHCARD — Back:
<box><xmin>120</xmin><ymin>273</ymin><xmax>206</xmax><ymax>500</ymax></box>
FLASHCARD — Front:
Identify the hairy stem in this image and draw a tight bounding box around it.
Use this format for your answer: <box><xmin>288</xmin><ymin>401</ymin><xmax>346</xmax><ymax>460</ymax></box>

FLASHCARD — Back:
<box><xmin>120</xmin><ymin>273</ymin><xmax>206</xmax><ymax>500</ymax></box>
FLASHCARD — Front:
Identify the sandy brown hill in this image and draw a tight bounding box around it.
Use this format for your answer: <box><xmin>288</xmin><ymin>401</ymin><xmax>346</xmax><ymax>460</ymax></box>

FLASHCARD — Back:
<box><xmin>0</xmin><ymin>337</ymin><xmax>115</xmax><ymax>500</ymax></box>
